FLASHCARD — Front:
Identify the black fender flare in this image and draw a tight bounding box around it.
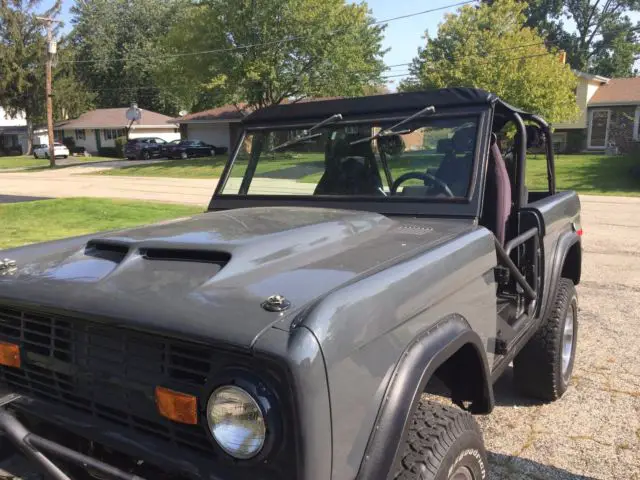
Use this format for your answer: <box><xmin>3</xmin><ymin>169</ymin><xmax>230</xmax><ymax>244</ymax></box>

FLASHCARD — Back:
<box><xmin>356</xmin><ymin>314</ymin><xmax>494</xmax><ymax>480</ymax></box>
<box><xmin>542</xmin><ymin>231</ymin><xmax>581</xmax><ymax>320</ymax></box>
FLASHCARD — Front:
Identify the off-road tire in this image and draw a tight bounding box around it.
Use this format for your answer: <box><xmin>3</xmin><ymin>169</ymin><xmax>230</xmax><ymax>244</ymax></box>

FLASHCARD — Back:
<box><xmin>513</xmin><ymin>278</ymin><xmax>578</xmax><ymax>401</ymax></box>
<box><xmin>394</xmin><ymin>400</ymin><xmax>487</xmax><ymax>480</ymax></box>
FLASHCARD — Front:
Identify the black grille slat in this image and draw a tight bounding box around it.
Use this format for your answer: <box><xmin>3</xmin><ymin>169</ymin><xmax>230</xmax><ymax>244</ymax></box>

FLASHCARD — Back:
<box><xmin>0</xmin><ymin>306</ymin><xmax>213</xmax><ymax>456</ymax></box>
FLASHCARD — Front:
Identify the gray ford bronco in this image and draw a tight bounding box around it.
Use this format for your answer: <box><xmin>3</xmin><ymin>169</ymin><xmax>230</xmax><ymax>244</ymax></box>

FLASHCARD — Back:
<box><xmin>0</xmin><ymin>89</ymin><xmax>582</xmax><ymax>480</ymax></box>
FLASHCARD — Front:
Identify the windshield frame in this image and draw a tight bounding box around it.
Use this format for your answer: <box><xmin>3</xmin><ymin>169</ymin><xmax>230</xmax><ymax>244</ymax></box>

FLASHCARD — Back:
<box><xmin>210</xmin><ymin>105</ymin><xmax>492</xmax><ymax>217</ymax></box>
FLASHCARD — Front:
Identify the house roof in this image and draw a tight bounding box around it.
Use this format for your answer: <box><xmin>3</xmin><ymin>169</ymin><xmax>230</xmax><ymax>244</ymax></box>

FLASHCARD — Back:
<box><xmin>589</xmin><ymin>77</ymin><xmax>640</xmax><ymax>106</ymax></box>
<box><xmin>574</xmin><ymin>70</ymin><xmax>610</xmax><ymax>84</ymax></box>
<box><xmin>55</xmin><ymin>108</ymin><xmax>177</xmax><ymax>129</ymax></box>
<box><xmin>175</xmin><ymin>97</ymin><xmax>346</xmax><ymax>124</ymax></box>
<box><xmin>175</xmin><ymin>105</ymin><xmax>251</xmax><ymax>123</ymax></box>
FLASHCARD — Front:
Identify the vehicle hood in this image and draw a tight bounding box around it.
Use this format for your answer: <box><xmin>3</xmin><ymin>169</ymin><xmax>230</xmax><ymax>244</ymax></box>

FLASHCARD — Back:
<box><xmin>0</xmin><ymin>207</ymin><xmax>475</xmax><ymax>348</ymax></box>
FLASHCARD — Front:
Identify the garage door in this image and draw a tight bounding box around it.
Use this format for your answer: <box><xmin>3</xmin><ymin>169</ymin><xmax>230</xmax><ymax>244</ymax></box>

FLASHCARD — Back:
<box><xmin>187</xmin><ymin>124</ymin><xmax>230</xmax><ymax>149</ymax></box>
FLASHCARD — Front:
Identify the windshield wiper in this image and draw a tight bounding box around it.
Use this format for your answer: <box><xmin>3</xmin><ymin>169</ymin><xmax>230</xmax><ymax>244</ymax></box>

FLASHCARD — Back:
<box><xmin>350</xmin><ymin>105</ymin><xmax>436</xmax><ymax>145</ymax></box>
<box><xmin>270</xmin><ymin>113</ymin><xmax>343</xmax><ymax>152</ymax></box>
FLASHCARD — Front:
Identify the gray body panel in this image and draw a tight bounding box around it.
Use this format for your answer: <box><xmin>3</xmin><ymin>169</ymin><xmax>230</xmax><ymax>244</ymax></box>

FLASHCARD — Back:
<box><xmin>0</xmin><ymin>207</ymin><xmax>473</xmax><ymax>348</ymax></box>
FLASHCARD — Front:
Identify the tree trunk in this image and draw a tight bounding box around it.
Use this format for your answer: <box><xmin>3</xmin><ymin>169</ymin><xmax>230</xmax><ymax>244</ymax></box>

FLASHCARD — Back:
<box><xmin>26</xmin><ymin>118</ymin><xmax>33</xmax><ymax>156</ymax></box>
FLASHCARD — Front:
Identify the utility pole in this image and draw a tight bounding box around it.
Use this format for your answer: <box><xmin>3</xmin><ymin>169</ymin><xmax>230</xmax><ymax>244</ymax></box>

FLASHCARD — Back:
<box><xmin>36</xmin><ymin>16</ymin><xmax>60</xmax><ymax>168</ymax></box>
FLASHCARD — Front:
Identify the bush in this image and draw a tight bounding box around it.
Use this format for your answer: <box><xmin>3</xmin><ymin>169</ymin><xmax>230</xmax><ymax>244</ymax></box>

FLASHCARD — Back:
<box><xmin>98</xmin><ymin>147</ymin><xmax>119</xmax><ymax>158</ymax></box>
<box><xmin>62</xmin><ymin>137</ymin><xmax>76</xmax><ymax>151</ymax></box>
<box><xmin>565</xmin><ymin>130</ymin><xmax>585</xmax><ymax>154</ymax></box>
<box><xmin>114</xmin><ymin>136</ymin><xmax>127</xmax><ymax>158</ymax></box>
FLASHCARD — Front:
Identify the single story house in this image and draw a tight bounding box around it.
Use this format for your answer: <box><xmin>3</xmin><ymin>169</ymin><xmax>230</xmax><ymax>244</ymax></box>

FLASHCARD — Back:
<box><xmin>174</xmin><ymin>105</ymin><xmax>249</xmax><ymax>150</ymax></box>
<box><xmin>0</xmin><ymin>107</ymin><xmax>28</xmax><ymax>155</ymax></box>
<box><xmin>55</xmin><ymin>108</ymin><xmax>180</xmax><ymax>154</ymax></box>
<box><xmin>553</xmin><ymin>72</ymin><xmax>640</xmax><ymax>153</ymax></box>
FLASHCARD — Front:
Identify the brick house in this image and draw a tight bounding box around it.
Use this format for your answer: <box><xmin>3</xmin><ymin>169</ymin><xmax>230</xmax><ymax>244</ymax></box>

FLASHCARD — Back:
<box><xmin>553</xmin><ymin>73</ymin><xmax>640</xmax><ymax>153</ymax></box>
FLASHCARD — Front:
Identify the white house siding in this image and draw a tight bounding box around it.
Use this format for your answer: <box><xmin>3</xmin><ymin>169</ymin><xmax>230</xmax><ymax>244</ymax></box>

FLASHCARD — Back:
<box><xmin>55</xmin><ymin>127</ymin><xmax>179</xmax><ymax>153</ymax></box>
<box><xmin>129</xmin><ymin>127</ymin><xmax>180</xmax><ymax>143</ymax></box>
<box><xmin>186</xmin><ymin>123</ymin><xmax>231</xmax><ymax>148</ymax></box>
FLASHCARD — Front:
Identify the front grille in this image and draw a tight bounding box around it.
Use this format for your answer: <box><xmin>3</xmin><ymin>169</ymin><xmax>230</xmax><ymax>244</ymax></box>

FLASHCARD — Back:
<box><xmin>0</xmin><ymin>306</ymin><xmax>219</xmax><ymax>454</ymax></box>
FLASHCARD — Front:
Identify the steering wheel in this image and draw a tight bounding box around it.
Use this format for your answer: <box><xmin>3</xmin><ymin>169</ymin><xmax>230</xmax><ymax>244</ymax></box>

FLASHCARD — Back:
<box><xmin>390</xmin><ymin>172</ymin><xmax>455</xmax><ymax>197</ymax></box>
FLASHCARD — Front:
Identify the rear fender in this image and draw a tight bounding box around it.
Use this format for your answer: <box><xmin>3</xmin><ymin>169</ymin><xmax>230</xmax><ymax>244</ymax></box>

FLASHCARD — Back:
<box><xmin>357</xmin><ymin>314</ymin><xmax>493</xmax><ymax>480</ymax></box>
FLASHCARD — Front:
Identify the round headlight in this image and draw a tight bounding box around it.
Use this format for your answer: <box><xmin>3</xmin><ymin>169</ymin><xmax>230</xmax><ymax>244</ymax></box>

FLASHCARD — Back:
<box><xmin>207</xmin><ymin>385</ymin><xmax>266</xmax><ymax>459</ymax></box>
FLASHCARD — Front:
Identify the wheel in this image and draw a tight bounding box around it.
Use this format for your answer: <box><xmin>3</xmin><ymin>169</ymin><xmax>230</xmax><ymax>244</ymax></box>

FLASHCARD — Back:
<box><xmin>180</xmin><ymin>151</ymin><xmax>188</xmax><ymax>160</ymax></box>
<box><xmin>210</xmin><ymin>149</ymin><xmax>216</xmax><ymax>157</ymax></box>
<box><xmin>33</xmin><ymin>153</ymin><xmax>38</xmax><ymax>159</ymax></box>
<box><xmin>140</xmin><ymin>150</ymin><xmax>150</xmax><ymax>160</ymax></box>
<box><xmin>63</xmin><ymin>155</ymin><xmax>68</xmax><ymax>159</ymax></box>
<box><xmin>394</xmin><ymin>400</ymin><xmax>487</xmax><ymax>480</ymax></box>
<box><xmin>513</xmin><ymin>278</ymin><xmax>578</xmax><ymax>401</ymax></box>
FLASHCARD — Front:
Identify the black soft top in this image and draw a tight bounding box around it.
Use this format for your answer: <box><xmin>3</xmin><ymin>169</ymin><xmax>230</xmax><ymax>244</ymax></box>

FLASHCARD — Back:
<box><xmin>242</xmin><ymin>88</ymin><xmax>531</xmax><ymax>126</ymax></box>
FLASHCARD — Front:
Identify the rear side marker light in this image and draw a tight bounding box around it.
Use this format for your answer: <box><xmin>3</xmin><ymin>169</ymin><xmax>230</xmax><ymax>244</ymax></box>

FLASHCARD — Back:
<box><xmin>0</xmin><ymin>342</ymin><xmax>21</xmax><ymax>368</ymax></box>
<box><xmin>155</xmin><ymin>386</ymin><xmax>198</xmax><ymax>425</ymax></box>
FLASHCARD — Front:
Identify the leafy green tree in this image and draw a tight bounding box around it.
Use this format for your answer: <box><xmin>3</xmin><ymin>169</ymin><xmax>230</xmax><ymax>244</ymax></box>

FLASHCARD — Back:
<box><xmin>402</xmin><ymin>0</ymin><xmax>579</xmax><ymax>123</ymax></box>
<box><xmin>503</xmin><ymin>0</ymin><xmax>640</xmax><ymax>77</ymax></box>
<box><xmin>0</xmin><ymin>0</ymin><xmax>92</xmax><ymax>153</ymax></box>
<box><xmin>69</xmin><ymin>0</ymin><xmax>187</xmax><ymax>115</ymax></box>
<box><xmin>158</xmin><ymin>0</ymin><xmax>386</xmax><ymax>111</ymax></box>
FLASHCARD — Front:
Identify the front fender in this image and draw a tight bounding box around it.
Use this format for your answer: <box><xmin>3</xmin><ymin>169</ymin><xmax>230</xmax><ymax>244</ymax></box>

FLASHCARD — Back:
<box><xmin>357</xmin><ymin>315</ymin><xmax>493</xmax><ymax>480</ymax></box>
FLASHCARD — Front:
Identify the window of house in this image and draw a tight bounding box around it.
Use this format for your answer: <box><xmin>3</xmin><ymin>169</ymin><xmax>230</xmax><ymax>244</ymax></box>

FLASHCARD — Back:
<box><xmin>103</xmin><ymin>129</ymin><xmax>125</xmax><ymax>140</ymax></box>
<box><xmin>75</xmin><ymin>129</ymin><xmax>86</xmax><ymax>141</ymax></box>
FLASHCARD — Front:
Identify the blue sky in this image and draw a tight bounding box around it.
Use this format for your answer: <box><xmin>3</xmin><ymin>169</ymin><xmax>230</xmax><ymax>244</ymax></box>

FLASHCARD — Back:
<box><xmin>45</xmin><ymin>0</ymin><xmax>459</xmax><ymax>88</ymax></box>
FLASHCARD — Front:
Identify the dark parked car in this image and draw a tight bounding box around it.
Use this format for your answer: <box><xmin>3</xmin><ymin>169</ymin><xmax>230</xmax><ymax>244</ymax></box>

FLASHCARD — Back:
<box><xmin>165</xmin><ymin>140</ymin><xmax>228</xmax><ymax>159</ymax></box>
<box><xmin>123</xmin><ymin>137</ymin><xmax>167</xmax><ymax>160</ymax></box>
<box><xmin>0</xmin><ymin>89</ymin><xmax>582</xmax><ymax>480</ymax></box>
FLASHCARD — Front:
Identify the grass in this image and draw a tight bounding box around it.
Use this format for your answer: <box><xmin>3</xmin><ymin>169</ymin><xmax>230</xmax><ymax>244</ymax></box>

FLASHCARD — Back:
<box><xmin>97</xmin><ymin>151</ymin><xmax>640</xmax><ymax>196</ymax></box>
<box><xmin>0</xmin><ymin>155</ymin><xmax>115</xmax><ymax>170</ymax></box>
<box><xmin>0</xmin><ymin>198</ymin><xmax>202</xmax><ymax>250</ymax></box>
<box><xmin>527</xmin><ymin>153</ymin><xmax>640</xmax><ymax>196</ymax></box>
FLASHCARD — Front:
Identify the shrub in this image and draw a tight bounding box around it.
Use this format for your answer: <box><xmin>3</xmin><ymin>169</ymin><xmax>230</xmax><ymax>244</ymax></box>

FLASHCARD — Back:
<box><xmin>114</xmin><ymin>136</ymin><xmax>127</xmax><ymax>158</ymax></box>
<box><xmin>98</xmin><ymin>147</ymin><xmax>119</xmax><ymax>157</ymax></box>
<box><xmin>62</xmin><ymin>137</ymin><xmax>76</xmax><ymax>151</ymax></box>
<box><xmin>565</xmin><ymin>130</ymin><xmax>585</xmax><ymax>154</ymax></box>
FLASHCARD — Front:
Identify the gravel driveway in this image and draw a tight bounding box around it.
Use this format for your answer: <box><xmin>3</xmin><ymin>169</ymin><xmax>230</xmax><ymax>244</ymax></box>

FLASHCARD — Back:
<box><xmin>0</xmin><ymin>194</ymin><xmax>638</xmax><ymax>479</ymax></box>
<box><xmin>480</xmin><ymin>194</ymin><xmax>640</xmax><ymax>480</ymax></box>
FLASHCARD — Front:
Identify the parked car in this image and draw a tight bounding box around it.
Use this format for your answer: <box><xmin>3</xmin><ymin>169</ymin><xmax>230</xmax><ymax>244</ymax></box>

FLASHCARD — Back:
<box><xmin>123</xmin><ymin>137</ymin><xmax>167</xmax><ymax>160</ymax></box>
<box><xmin>165</xmin><ymin>140</ymin><xmax>228</xmax><ymax>159</ymax></box>
<box><xmin>0</xmin><ymin>89</ymin><xmax>582</xmax><ymax>480</ymax></box>
<box><xmin>33</xmin><ymin>143</ymin><xmax>69</xmax><ymax>159</ymax></box>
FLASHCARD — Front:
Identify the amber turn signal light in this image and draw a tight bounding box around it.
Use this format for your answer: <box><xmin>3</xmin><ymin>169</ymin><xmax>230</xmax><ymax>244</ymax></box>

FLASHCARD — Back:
<box><xmin>0</xmin><ymin>342</ymin><xmax>20</xmax><ymax>368</ymax></box>
<box><xmin>155</xmin><ymin>386</ymin><xmax>198</xmax><ymax>425</ymax></box>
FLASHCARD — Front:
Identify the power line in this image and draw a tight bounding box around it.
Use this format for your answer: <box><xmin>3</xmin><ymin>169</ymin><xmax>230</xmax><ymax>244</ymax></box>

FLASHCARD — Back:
<box><xmin>57</xmin><ymin>0</ymin><xmax>478</xmax><ymax>65</ymax></box>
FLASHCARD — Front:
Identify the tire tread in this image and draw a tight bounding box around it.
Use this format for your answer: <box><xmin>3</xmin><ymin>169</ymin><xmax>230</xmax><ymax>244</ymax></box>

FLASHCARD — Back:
<box><xmin>394</xmin><ymin>400</ymin><xmax>484</xmax><ymax>479</ymax></box>
<box><xmin>513</xmin><ymin>278</ymin><xmax>576</xmax><ymax>401</ymax></box>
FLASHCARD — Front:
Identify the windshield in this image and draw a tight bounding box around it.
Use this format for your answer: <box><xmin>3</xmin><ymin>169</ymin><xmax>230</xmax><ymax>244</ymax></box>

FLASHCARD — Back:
<box><xmin>220</xmin><ymin>116</ymin><xmax>478</xmax><ymax>199</ymax></box>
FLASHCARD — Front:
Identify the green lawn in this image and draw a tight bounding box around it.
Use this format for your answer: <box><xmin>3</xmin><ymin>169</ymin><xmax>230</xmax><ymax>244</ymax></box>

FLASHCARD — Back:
<box><xmin>0</xmin><ymin>155</ymin><xmax>115</xmax><ymax>170</ymax></box>
<box><xmin>0</xmin><ymin>198</ymin><xmax>202</xmax><ymax>250</ymax></box>
<box><xmin>97</xmin><ymin>151</ymin><xmax>640</xmax><ymax>196</ymax></box>
<box><xmin>527</xmin><ymin>153</ymin><xmax>640</xmax><ymax>196</ymax></box>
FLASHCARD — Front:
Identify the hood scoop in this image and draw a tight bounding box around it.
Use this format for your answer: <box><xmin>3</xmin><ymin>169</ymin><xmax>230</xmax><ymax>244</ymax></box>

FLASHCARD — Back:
<box><xmin>85</xmin><ymin>240</ymin><xmax>129</xmax><ymax>263</ymax></box>
<box><xmin>140</xmin><ymin>248</ymin><xmax>230</xmax><ymax>266</ymax></box>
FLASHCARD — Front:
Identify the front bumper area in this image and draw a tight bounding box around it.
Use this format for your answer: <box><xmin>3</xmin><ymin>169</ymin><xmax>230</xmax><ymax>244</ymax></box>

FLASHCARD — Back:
<box><xmin>0</xmin><ymin>393</ymin><xmax>143</xmax><ymax>480</ymax></box>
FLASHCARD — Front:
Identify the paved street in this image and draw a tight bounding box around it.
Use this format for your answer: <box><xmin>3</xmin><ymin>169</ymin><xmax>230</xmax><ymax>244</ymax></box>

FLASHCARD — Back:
<box><xmin>0</xmin><ymin>175</ymin><xmax>638</xmax><ymax>478</ymax></box>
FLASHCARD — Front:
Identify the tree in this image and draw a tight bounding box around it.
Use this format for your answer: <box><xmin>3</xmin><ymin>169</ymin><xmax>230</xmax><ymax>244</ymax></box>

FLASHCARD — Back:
<box><xmin>158</xmin><ymin>0</ymin><xmax>387</xmax><ymax>111</ymax></box>
<box><xmin>69</xmin><ymin>0</ymin><xmax>187</xmax><ymax>115</ymax></box>
<box><xmin>513</xmin><ymin>0</ymin><xmax>640</xmax><ymax>77</ymax></box>
<box><xmin>0</xmin><ymin>0</ymin><xmax>92</xmax><ymax>154</ymax></box>
<box><xmin>402</xmin><ymin>0</ymin><xmax>579</xmax><ymax>124</ymax></box>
